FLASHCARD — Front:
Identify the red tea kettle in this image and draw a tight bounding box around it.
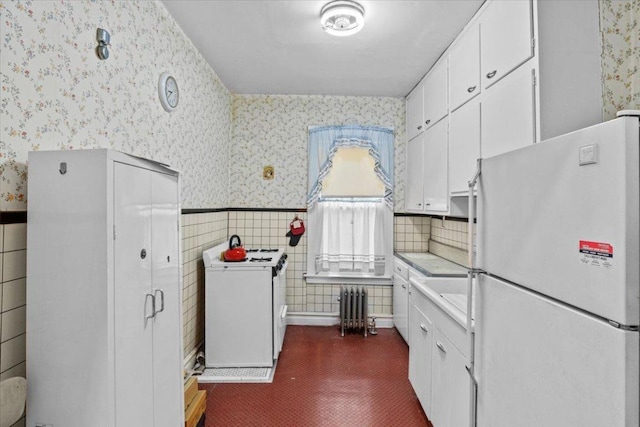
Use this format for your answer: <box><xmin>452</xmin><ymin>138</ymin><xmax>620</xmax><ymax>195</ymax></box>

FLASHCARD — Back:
<box><xmin>224</xmin><ymin>235</ymin><xmax>247</xmax><ymax>261</ymax></box>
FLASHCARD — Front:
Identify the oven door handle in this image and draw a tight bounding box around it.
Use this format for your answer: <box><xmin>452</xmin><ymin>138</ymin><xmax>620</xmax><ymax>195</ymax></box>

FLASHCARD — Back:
<box><xmin>280</xmin><ymin>305</ymin><xmax>288</xmax><ymax>324</ymax></box>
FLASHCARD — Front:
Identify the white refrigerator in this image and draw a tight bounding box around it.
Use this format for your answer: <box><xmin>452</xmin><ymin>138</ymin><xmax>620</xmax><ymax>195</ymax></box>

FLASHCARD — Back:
<box><xmin>474</xmin><ymin>115</ymin><xmax>639</xmax><ymax>426</ymax></box>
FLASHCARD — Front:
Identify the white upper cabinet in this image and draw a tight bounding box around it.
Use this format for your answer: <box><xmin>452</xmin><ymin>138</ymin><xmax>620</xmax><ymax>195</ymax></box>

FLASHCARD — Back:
<box><xmin>407</xmin><ymin>83</ymin><xmax>425</xmax><ymax>141</ymax></box>
<box><xmin>481</xmin><ymin>63</ymin><xmax>536</xmax><ymax>159</ymax></box>
<box><xmin>480</xmin><ymin>0</ymin><xmax>533</xmax><ymax>89</ymax></box>
<box><xmin>422</xmin><ymin>60</ymin><xmax>448</xmax><ymax>130</ymax></box>
<box><xmin>422</xmin><ymin>119</ymin><xmax>449</xmax><ymax>213</ymax></box>
<box><xmin>449</xmin><ymin>99</ymin><xmax>480</xmax><ymax>195</ymax></box>
<box><xmin>406</xmin><ymin>132</ymin><xmax>425</xmax><ymax>211</ymax></box>
<box><xmin>449</xmin><ymin>23</ymin><xmax>480</xmax><ymax>112</ymax></box>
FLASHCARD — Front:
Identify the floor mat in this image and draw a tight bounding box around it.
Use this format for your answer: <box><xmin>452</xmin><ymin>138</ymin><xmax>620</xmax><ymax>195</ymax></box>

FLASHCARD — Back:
<box><xmin>197</xmin><ymin>365</ymin><xmax>275</xmax><ymax>383</ymax></box>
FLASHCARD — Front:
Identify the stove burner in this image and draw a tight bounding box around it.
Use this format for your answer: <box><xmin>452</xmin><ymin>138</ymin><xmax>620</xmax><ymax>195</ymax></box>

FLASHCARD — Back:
<box><xmin>249</xmin><ymin>257</ymin><xmax>272</xmax><ymax>262</ymax></box>
<box><xmin>260</xmin><ymin>249</ymin><xmax>279</xmax><ymax>253</ymax></box>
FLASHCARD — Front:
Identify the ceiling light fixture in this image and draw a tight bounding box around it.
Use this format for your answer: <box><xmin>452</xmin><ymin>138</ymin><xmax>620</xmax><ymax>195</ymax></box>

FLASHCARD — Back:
<box><xmin>320</xmin><ymin>0</ymin><xmax>365</xmax><ymax>37</ymax></box>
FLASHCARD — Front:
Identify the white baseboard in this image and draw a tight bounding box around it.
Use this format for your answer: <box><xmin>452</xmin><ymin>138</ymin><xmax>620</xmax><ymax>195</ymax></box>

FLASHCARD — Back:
<box><xmin>287</xmin><ymin>312</ymin><xmax>394</xmax><ymax>328</ymax></box>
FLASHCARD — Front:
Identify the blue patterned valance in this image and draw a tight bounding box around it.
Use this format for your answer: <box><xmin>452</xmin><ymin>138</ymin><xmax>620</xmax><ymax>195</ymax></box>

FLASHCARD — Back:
<box><xmin>307</xmin><ymin>125</ymin><xmax>394</xmax><ymax>208</ymax></box>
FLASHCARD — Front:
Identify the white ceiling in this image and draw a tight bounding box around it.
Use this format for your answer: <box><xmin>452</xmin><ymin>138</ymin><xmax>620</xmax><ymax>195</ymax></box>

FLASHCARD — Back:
<box><xmin>161</xmin><ymin>0</ymin><xmax>484</xmax><ymax>97</ymax></box>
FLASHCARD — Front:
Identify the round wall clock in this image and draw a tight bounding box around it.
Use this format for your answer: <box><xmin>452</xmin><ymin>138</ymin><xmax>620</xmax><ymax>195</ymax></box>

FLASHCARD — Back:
<box><xmin>158</xmin><ymin>71</ymin><xmax>179</xmax><ymax>112</ymax></box>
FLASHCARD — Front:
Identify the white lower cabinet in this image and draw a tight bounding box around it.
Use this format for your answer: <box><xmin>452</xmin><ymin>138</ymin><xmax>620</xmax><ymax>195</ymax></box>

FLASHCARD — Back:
<box><xmin>409</xmin><ymin>278</ymin><xmax>471</xmax><ymax>427</ymax></box>
<box><xmin>431</xmin><ymin>328</ymin><xmax>471</xmax><ymax>427</ymax></box>
<box><xmin>393</xmin><ymin>257</ymin><xmax>410</xmax><ymax>342</ymax></box>
<box><xmin>408</xmin><ymin>302</ymin><xmax>433</xmax><ymax>415</ymax></box>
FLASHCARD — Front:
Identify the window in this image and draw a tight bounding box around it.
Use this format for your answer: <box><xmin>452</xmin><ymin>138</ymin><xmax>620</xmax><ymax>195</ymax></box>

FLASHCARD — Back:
<box><xmin>306</xmin><ymin>126</ymin><xmax>394</xmax><ymax>284</ymax></box>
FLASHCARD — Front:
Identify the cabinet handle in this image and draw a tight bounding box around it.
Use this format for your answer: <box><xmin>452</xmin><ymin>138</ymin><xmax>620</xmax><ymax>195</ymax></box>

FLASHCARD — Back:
<box><xmin>154</xmin><ymin>289</ymin><xmax>165</xmax><ymax>314</ymax></box>
<box><xmin>420</xmin><ymin>324</ymin><xmax>428</xmax><ymax>333</ymax></box>
<box><xmin>401</xmin><ymin>284</ymin><xmax>406</xmax><ymax>289</ymax></box>
<box><xmin>145</xmin><ymin>293</ymin><xmax>156</xmax><ymax>320</ymax></box>
<box><xmin>467</xmin><ymin>85</ymin><xmax>476</xmax><ymax>93</ymax></box>
<box><xmin>396</xmin><ymin>267</ymin><xmax>401</xmax><ymax>272</ymax></box>
<box><xmin>417</xmin><ymin>203</ymin><xmax>422</xmax><ymax>206</ymax></box>
<box><xmin>436</xmin><ymin>341</ymin><xmax>447</xmax><ymax>353</ymax></box>
<box><xmin>486</xmin><ymin>70</ymin><xmax>497</xmax><ymax>79</ymax></box>
<box><xmin>425</xmin><ymin>119</ymin><xmax>431</xmax><ymax>125</ymax></box>
<box><xmin>425</xmin><ymin>203</ymin><xmax>431</xmax><ymax>206</ymax></box>
<box><xmin>417</xmin><ymin>125</ymin><xmax>423</xmax><ymax>130</ymax></box>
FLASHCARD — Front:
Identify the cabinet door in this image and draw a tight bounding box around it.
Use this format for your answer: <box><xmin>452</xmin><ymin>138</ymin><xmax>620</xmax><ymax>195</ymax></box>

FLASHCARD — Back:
<box><xmin>423</xmin><ymin>119</ymin><xmax>448</xmax><ymax>212</ymax></box>
<box><xmin>406</xmin><ymin>133</ymin><xmax>425</xmax><ymax>211</ymax></box>
<box><xmin>408</xmin><ymin>301</ymin><xmax>433</xmax><ymax>416</ymax></box>
<box><xmin>431</xmin><ymin>328</ymin><xmax>471</xmax><ymax>427</ymax></box>
<box><xmin>114</xmin><ymin>163</ymin><xmax>154</xmax><ymax>427</ymax></box>
<box><xmin>150</xmin><ymin>171</ymin><xmax>183</xmax><ymax>427</ymax></box>
<box><xmin>393</xmin><ymin>274</ymin><xmax>409</xmax><ymax>342</ymax></box>
<box><xmin>449</xmin><ymin>24</ymin><xmax>480</xmax><ymax>112</ymax></box>
<box><xmin>449</xmin><ymin>99</ymin><xmax>480</xmax><ymax>195</ymax></box>
<box><xmin>481</xmin><ymin>64</ymin><xmax>536</xmax><ymax>159</ymax></box>
<box><xmin>480</xmin><ymin>0</ymin><xmax>533</xmax><ymax>89</ymax></box>
<box><xmin>423</xmin><ymin>60</ymin><xmax>448</xmax><ymax>129</ymax></box>
<box><xmin>407</xmin><ymin>84</ymin><xmax>425</xmax><ymax>141</ymax></box>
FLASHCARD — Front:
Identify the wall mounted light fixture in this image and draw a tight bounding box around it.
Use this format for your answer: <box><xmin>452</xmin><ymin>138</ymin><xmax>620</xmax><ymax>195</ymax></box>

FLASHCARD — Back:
<box><xmin>96</xmin><ymin>28</ymin><xmax>110</xmax><ymax>60</ymax></box>
<box><xmin>320</xmin><ymin>0</ymin><xmax>365</xmax><ymax>37</ymax></box>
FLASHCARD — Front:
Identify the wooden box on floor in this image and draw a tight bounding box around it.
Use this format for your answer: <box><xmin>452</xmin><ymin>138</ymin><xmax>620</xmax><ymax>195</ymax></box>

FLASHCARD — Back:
<box><xmin>185</xmin><ymin>377</ymin><xmax>206</xmax><ymax>427</ymax></box>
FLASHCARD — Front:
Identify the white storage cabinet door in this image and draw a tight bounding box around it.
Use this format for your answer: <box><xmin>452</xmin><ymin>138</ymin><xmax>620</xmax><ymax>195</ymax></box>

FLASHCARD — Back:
<box><xmin>422</xmin><ymin>61</ymin><xmax>448</xmax><ymax>129</ymax></box>
<box><xmin>449</xmin><ymin>23</ymin><xmax>480</xmax><ymax>112</ymax></box>
<box><xmin>150</xmin><ymin>171</ymin><xmax>183</xmax><ymax>427</ymax></box>
<box><xmin>449</xmin><ymin>99</ymin><xmax>480</xmax><ymax>195</ymax></box>
<box><xmin>114</xmin><ymin>163</ymin><xmax>155</xmax><ymax>427</ymax></box>
<box><xmin>422</xmin><ymin>119</ymin><xmax>448</xmax><ymax>212</ymax></box>
<box><xmin>431</xmin><ymin>327</ymin><xmax>470</xmax><ymax>427</ymax></box>
<box><xmin>408</xmin><ymin>301</ymin><xmax>433</xmax><ymax>415</ymax></box>
<box><xmin>407</xmin><ymin>84</ymin><xmax>425</xmax><ymax>141</ymax></box>
<box><xmin>392</xmin><ymin>273</ymin><xmax>409</xmax><ymax>342</ymax></box>
<box><xmin>481</xmin><ymin>63</ymin><xmax>536</xmax><ymax>158</ymax></box>
<box><xmin>480</xmin><ymin>0</ymin><xmax>533</xmax><ymax>89</ymax></box>
<box><xmin>114</xmin><ymin>163</ymin><xmax>182</xmax><ymax>427</ymax></box>
<box><xmin>406</xmin><ymin>133</ymin><xmax>425</xmax><ymax>211</ymax></box>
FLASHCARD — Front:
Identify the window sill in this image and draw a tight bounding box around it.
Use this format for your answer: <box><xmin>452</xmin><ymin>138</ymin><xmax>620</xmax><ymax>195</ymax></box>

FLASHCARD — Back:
<box><xmin>304</xmin><ymin>273</ymin><xmax>392</xmax><ymax>285</ymax></box>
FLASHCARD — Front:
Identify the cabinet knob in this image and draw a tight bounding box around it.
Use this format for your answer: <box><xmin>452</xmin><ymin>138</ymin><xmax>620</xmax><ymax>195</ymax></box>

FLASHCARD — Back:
<box><xmin>467</xmin><ymin>85</ymin><xmax>476</xmax><ymax>93</ymax></box>
<box><xmin>420</xmin><ymin>324</ymin><xmax>428</xmax><ymax>333</ymax></box>
<box><xmin>486</xmin><ymin>70</ymin><xmax>497</xmax><ymax>79</ymax></box>
<box><xmin>417</xmin><ymin>125</ymin><xmax>422</xmax><ymax>130</ymax></box>
<box><xmin>401</xmin><ymin>284</ymin><xmax>406</xmax><ymax>289</ymax></box>
<box><xmin>425</xmin><ymin>119</ymin><xmax>431</xmax><ymax>125</ymax></box>
<box><xmin>140</xmin><ymin>249</ymin><xmax>147</xmax><ymax>259</ymax></box>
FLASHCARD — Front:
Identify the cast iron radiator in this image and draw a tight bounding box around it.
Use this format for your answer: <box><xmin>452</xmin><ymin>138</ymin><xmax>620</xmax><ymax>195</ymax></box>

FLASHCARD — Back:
<box><xmin>339</xmin><ymin>285</ymin><xmax>368</xmax><ymax>337</ymax></box>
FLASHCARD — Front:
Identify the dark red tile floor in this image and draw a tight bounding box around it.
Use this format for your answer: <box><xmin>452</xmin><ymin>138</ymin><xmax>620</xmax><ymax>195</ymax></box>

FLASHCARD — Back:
<box><xmin>199</xmin><ymin>325</ymin><xmax>432</xmax><ymax>427</ymax></box>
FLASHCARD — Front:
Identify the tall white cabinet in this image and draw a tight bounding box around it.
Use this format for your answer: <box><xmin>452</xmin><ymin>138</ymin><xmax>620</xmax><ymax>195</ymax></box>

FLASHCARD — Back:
<box><xmin>27</xmin><ymin>149</ymin><xmax>184</xmax><ymax>427</ymax></box>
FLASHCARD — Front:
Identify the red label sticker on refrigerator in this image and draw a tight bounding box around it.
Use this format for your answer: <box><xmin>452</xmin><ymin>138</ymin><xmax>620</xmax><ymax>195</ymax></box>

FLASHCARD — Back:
<box><xmin>579</xmin><ymin>240</ymin><xmax>613</xmax><ymax>268</ymax></box>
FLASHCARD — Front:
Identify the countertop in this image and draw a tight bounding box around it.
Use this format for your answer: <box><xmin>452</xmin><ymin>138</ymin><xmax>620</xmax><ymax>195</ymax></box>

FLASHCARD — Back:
<box><xmin>394</xmin><ymin>252</ymin><xmax>467</xmax><ymax>277</ymax></box>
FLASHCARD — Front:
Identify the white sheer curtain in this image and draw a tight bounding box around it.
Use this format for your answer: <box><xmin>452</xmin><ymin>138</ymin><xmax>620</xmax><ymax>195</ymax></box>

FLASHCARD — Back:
<box><xmin>311</xmin><ymin>200</ymin><xmax>391</xmax><ymax>275</ymax></box>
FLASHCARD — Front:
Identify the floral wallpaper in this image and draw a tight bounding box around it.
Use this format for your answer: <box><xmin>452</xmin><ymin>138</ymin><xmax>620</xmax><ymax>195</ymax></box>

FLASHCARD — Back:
<box><xmin>230</xmin><ymin>94</ymin><xmax>406</xmax><ymax>210</ymax></box>
<box><xmin>0</xmin><ymin>0</ymin><xmax>231</xmax><ymax>210</ymax></box>
<box><xmin>600</xmin><ymin>0</ymin><xmax>640</xmax><ymax>120</ymax></box>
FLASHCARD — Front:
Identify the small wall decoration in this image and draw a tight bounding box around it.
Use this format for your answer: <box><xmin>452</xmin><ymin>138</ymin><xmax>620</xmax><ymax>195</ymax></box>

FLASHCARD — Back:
<box><xmin>263</xmin><ymin>166</ymin><xmax>275</xmax><ymax>180</ymax></box>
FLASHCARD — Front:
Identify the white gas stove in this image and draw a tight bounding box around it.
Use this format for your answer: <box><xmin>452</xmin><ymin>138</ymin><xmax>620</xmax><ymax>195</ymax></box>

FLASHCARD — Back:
<box><xmin>202</xmin><ymin>242</ymin><xmax>288</xmax><ymax>370</ymax></box>
<box><xmin>203</xmin><ymin>243</ymin><xmax>287</xmax><ymax>271</ymax></box>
